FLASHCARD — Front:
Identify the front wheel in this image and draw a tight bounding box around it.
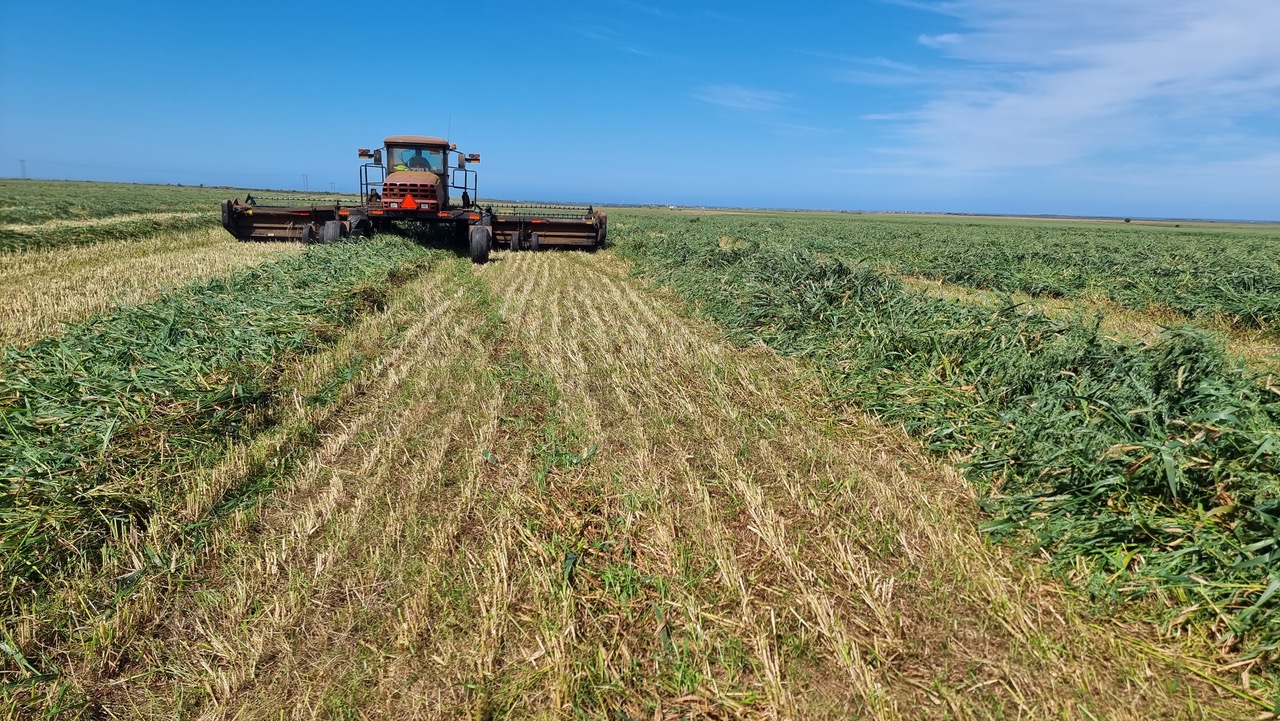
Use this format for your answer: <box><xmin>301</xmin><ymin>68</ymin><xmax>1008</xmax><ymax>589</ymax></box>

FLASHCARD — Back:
<box><xmin>469</xmin><ymin>225</ymin><xmax>491</xmax><ymax>264</ymax></box>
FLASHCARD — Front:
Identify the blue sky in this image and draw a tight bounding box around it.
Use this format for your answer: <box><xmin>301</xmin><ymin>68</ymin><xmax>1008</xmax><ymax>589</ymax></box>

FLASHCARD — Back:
<box><xmin>1</xmin><ymin>0</ymin><xmax>1277</xmax><ymax>219</ymax></box>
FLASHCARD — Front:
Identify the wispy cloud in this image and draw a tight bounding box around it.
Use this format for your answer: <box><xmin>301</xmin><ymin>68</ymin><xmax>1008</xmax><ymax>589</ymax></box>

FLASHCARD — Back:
<box><xmin>826</xmin><ymin>55</ymin><xmax>941</xmax><ymax>87</ymax></box>
<box><xmin>917</xmin><ymin>33</ymin><xmax>961</xmax><ymax>48</ymax></box>
<box><xmin>615</xmin><ymin>0</ymin><xmax>681</xmax><ymax>21</ymax></box>
<box><xmin>576</xmin><ymin>24</ymin><xmax>617</xmax><ymax>43</ymax></box>
<box><xmin>807</xmin><ymin>50</ymin><xmax>982</xmax><ymax>89</ymax></box>
<box><xmin>880</xmin><ymin>0</ymin><xmax>1280</xmax><ymax>174</ymax></box>
<box><xmin>574</xmin><ymin>21</ymin><xmax>684</xmax><ymax>62</ymax></box>
<box><xmin>693</xmin><ymin>84</ymin><xmax>790</xmax><ymax>113</ymax></box>
<box><xmin>877</xmin><ymin>0</ymin><xmax>963</xmax><ymax>14</ymax></box>
<box><xmin>771</xmin><ymin>122</ymin><xmax>839</xmax><ymax>138</ymax></box>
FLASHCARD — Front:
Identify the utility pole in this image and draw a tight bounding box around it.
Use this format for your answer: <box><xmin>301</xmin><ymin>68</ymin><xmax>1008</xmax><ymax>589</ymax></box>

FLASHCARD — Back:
<box><xmin>303</xmin><ymin>174</ymin><xmax>309</xmax><ymax>191</ymax></box>
<box><xmin>19</xmin><ymin>160</ymin><xmax>27</xmax><ymax>179</ymax></box>
<box><xmin>330</xmin><ymin>182</ymin><xmax>335</xmax><ymax>193</ymax></box>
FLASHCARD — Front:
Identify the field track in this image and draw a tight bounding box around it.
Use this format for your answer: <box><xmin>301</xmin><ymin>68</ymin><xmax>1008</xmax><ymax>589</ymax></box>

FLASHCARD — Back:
<box><xmin>57</xmin><ymin>249</ymin><xmax>1254</xmax><ymax>718</ymax></box>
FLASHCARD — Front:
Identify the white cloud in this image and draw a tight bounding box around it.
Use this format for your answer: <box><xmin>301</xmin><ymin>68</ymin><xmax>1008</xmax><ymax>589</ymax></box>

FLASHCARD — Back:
<box><xmin>917</xmin><ymin>33</ymin><xmax>961</xmax><ymax>48</ymax></box>
<box><xmin>693</xmin><ymin>84</ymin><xmax>790</xmax><ymax>113</ymax></box>
<box><xmin>771</xmin><ymin>122</ymin><xmax>839</xmax><ymax>138</ymax></box>
<box><xmin>883</xmin><ymin>0</ymin><xmax>1280</xmax><ymax>174</ymax></box>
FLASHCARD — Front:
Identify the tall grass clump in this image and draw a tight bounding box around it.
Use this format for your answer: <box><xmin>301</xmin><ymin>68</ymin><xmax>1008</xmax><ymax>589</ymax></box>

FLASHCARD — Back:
<box><xmin>0</xmin><ymin>237</ymin><xmax>426</xmax><ymax>614</ymax></box>
<box><xmin>618</xmin><ymin>218</ymin><xmax>1280</xmax><ymax>659</ymax></box>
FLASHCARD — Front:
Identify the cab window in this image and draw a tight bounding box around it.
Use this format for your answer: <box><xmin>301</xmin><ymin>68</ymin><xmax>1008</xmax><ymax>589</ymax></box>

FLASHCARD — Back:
<box><xmin>390</xmin><ymin>146</ymin><xmax>444</xmax><ymax>172</ymax></box>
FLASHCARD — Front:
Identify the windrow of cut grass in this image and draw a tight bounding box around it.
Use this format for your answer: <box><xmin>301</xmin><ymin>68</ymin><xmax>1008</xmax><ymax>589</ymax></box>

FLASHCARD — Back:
<box><xmin>690</xmin><ymin>212</ymin><xmax>1280</xmax><ymax>333</ymax></box>
<box><xmin>0</xmin><ymin>237</ymin><xmax>427</xmax><ymax>624</ymax></box>
<box><xmin>0</xmin><ymin>212</ymin><xmax>220</xmax><ymax>253</ymax></box>
<box><xmin>0</xmin><ymin>180</ymin><xmax>357</xmax><ymax>253</ymax></box>
<box><xmin>0</xmin><ymin>226</ymin><xmax>299</xmax><ymax>346</ymax></box>
<box><xmin>616</xmin><ymin>217</ymin><xmax>1280</xmax><ymax>664</ymax></box>
<box><xmin>0</xmin><ymin>181</ymin><xmax>230</xmax><ymax>225</ymax></box>
<box><xmin>0</xmin><ymin>179</ymin><xmax>349</xmax><ymax>226</ymax></box>
<box><xmin>899</xmin><ymin>275</ymin><xmax>1280</xmax><ymax>375</ymax></box>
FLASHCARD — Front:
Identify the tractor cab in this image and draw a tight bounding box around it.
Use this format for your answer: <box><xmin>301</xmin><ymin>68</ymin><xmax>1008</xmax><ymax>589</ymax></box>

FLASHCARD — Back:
<box><xmin>376</xmin><ymin>135</ymin><xmax>450</xmax><ymax>212</ymax></box>
<box><xmin>358</xmin><ymin>135</ymin><xmax>478</xmax><ymax>213</ymax></box>
<box><xmin>388</xmin><ymin>142</ymin><xmax>446</xmax><ymax>174</ymax></box>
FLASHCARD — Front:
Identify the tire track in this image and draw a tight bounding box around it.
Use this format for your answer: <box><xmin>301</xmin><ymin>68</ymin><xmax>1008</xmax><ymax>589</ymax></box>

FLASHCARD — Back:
<box><xmin>85</xmin><ymin>261</ymin><xmax>506</xmax><ymax>715</ymax></box>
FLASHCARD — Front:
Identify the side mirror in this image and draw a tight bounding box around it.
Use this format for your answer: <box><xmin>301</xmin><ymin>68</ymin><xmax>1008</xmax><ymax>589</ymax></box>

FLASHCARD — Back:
<box><xmin>373</xmin><ymin>149</ymin><xmax>383</xmax><ymax>165</ymax></box>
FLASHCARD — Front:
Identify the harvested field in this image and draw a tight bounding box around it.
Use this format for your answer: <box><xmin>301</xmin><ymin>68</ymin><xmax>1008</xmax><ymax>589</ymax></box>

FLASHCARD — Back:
<box><xmin>647</xmin><ymin>210</ymin><xmax>1280</xmax><ymax>336</ymax></box>
<box><xmin>0</xmin><ymin>226</ymin><xmax>299</xmax><ymax>345</ymax></box>
<box><xmin>618</xmin><ymin>217</ymin><xmax>1280</xmax><ymax>657</ymax></box>
<box><xmin>898</xmin><ymin>275</ymin><xmax>1280</xmax><ymax>374</ymax></box>
<box><xmin>5</xmin><ymin>246</ymin><xmax>1266</xmax><ymax>718</ymax></box>
<box><xmin>0</xmin><ymin>180</ymin><xmax>346</xmax><ymax>225</ymax></box>
<box><xmin>3</xmin><ymin>192</ymin><xmax>1278</xmax><ymax>717</ymax></box>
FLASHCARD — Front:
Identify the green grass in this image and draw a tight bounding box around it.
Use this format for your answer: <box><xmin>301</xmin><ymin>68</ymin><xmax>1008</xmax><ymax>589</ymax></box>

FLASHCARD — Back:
<box><xmin>615</xmin><ymin>213</ymin><xmax>1280</xmax><ymax>660</ymax></box>
<box><xmin>0</xmin><ymin>179</ymin><xmax>351</xmax><ymax>225</ymax></box>
<box><xmin>0</xmin><ymin>180</ymin><xmax>357</xmax><ymax>252</ymax></box>
<box><xmin>0</xmin><ymin>237</ymin><xmax>427</xmax><ymax>619</ymax></box>
<box><xmin>0</xmin><ymin>213</ymin><xmax>221</xmax><ymax>252</ymax></box>
<box><xmin>661</xmin><ymin>212</ymin><xmax>1280</xmax><ymax>333</ymax></box>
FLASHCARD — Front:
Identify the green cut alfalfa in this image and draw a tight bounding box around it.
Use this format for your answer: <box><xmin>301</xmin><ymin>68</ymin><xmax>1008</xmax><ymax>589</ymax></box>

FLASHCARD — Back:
<box><xmin>616</xmin><ymin>217</ymin><xmax>1280</xmax><ymax>657</ymax></box>
<box><xmin>0</xmin><ymin>237</ymin><xmax>426</xmax><ymax>610</ymax></box>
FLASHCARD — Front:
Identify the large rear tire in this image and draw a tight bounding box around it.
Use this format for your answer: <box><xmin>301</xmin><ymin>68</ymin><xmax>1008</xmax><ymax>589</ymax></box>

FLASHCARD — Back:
<box><xmin>509</xmin><ymin>229</ymin><xmax>521</xmax><ymax>252</ymax></box>
<box><xmin>469</xmin><ymin>225</ymin><xmax>491</xmax><ymax>264</ymax></box>
<box><xmin>530</xmin><ymin>232</ymin><xmax>541</xmax><ymax>251</ymax></box>
<box><xmin>320</xmin><ymin>220</ymin><xmax>344</xmax><ymax>244</ymax></box>
<box><xmin>300</xmin><ymin>224</ymin><xmax>316</xmax><ymax>245</ymax></box>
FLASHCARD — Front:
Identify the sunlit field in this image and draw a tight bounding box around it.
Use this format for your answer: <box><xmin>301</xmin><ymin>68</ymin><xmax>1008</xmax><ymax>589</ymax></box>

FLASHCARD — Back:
<box><xmin>3</xmin><ymin>183</ymin><xmax>1278</xmax><ymax>718</ymax></box>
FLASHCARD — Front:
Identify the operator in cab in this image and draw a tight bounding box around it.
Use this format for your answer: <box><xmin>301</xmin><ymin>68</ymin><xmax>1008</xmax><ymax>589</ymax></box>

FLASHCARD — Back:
<box><xmin>394</xmin><ymin>148</ymin><xmax>442</xmax><ymax>173</ymax></box>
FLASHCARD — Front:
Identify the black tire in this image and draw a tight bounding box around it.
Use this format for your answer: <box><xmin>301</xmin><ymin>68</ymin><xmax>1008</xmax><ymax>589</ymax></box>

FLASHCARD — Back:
<box><xmin>348</xmin><ymin>212</ymin><xmax>369</xmax><ymax>239</ymax></box>
<box><xmin>530</xmin><ymin>232</ymin><xmax>541</xmax><ymax>251</ymax></box>
<box><xmin>320</xmin><ymin>220</ymin><xmax>344</xmax><ymax>244</ymax></box>
<box><xmin>509</xmin><ymin>229</ymin><xmax>520</xmax><ymax>252</ymax></box>
<box><xmin>469</xmin><ymin>225</ymin><xmax>491</xmax><ymax>264</ymax></box>
<box><xmin>300</xmin><ymin>224</ymin><xmax>316</xmax><ymax>244</ymax></box>
<box><xmin>220</xmin><ymin>200</ymin><xmax>235</xmax><ymax>237</ymax></box>
<box><xmin>596</xmin><ymin>219</ymin><xmax>608</xmax><ymax>248</ymax></box>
